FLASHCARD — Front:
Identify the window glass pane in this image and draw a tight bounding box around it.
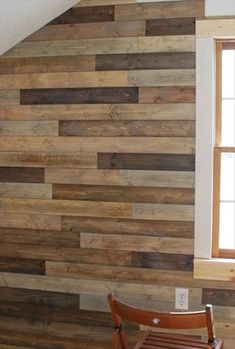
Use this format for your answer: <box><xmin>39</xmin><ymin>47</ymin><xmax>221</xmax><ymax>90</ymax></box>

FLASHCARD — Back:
<box><xmin>220</xmin><ymin>153</ymin><xmax>235</xmax><ymax>201</ymax></box>
<box><xmin>221</xmin><ymin>99</ymin><xmax>235</xmax><ymax>146</ymax></box>
<box><xmin>219</xmin><ymin>202</ymin><xmax>235</xmax><ymax>249</ymax></box>
<box><xmin>222</xmin><ymin>50</ymin><xmax>235</xmax><ymax>98</ymax></box>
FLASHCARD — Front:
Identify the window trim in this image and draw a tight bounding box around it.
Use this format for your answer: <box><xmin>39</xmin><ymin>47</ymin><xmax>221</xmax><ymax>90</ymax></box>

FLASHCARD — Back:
<box><xmin>194</xmin><ymin>19</ymin><xmax>235</xmax><ymax>280</ymax></box>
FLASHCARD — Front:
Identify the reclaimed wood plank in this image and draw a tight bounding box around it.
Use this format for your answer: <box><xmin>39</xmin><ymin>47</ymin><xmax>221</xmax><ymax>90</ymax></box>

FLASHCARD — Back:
<box><xmin>50</xmin><ymin>5</ymin><xmax>114</xmax><ymax>25</ymax></box>
<box><xmin>0</xmin><ymin>56</ymin><xmax>95</xmax><ymax>74</ymax></box>
<box><xmin>2</xmin><ymin>36</ymin><xmax>195</xmax><ymax>58</ymax></box>
<box><xmin>98</xmin><ymin>153</ymin><xmax>195</xmax><ymax>171</ymax></box>
<box><xmin>59</xmin><ymin>120</ymin><xmax>195</xmax><ymax>137</ymax></box>
<box><xmin>0</xmin><ymin>71</ymin><xmax>128</xmax><ymax>89</ymax></box>
<box><xmin>80</xmin><ymin>233</ymin><xmax>194</xmax><ymax>254</ymax></box>
<box><xmin>139</xmin><ymin>86</ymin><xmax>195</xmax><ymax>103</ymax></box>
<box><xmin>45</xmin><ymin>169</ymin><xmax>195</xmax><ymax>188</ymax></box>
<box><xmin>61</xmin><ymin>216</ymin><xmax>194</xmax><ymax>239</ymax></box>
<box><xmin>0</xmin><ymin>198</ymin><xmax>133</xmax><ymax>218</ymax></box>
<box><xmin>20</xmin><ymin>88</ymin><xmax>138</xmax><ymax>104</ymax></box>
<box><xmin>0</xmin><ymin>183</ymin><xmax>52</xmax><ymax>199</ymax></box>
<box><xmin>0</xmin><ymin>152</ymin><xmax>97</xmax><ymax>168</ymax></box>
<box><xmin>0</xmin><ymin>213</ymin><xmax>61</xmax><ymax>230</ymax></box>
<box><xmin>25</xmin><ymin>21</ymin><xmax>146</xmax><ymax>41</ymax></box>
<box><xmin>146</xmin><ymin>17</ymin><xmax>195</xmax><ymax>36</ymax></box>
<box><xmin>0</xmin><ymin>121</ymin><xmax>58</xmax><ymax>136</ymax></box>
<box><xmin>52</xmin><ymin>184</ymin><xmax>194</xmax><ymax>204</ymax></box>
<box><xmin>0</xmin><ymin>258</ymin><xmax>45</xmax><ymax>275</ymax></box>
<box><xmin>0</xmin><ymin>90</ymin><xmax>19</xmax><ymax>105</ymax></box>
<box><xmin>202</xmin><ymin>288</ymin><xmax>235</xmax><ymax>307</ymax></box>
<box><xmin>0</xmin><ymin>104</ymin><xmax>195</xmax><ymax>121</ymax></box>
<box><xmin>115</xmin><ymin>0</ymin><xmax>204</xmax><ymax>21</ymax></box>
<box><xmin>0</xmin><ymin>167</ymin><xmax>44</xmax><ymax>183</ymax></box>
<box><xmin>133</xmin><ymin>203</ymin><xmax>194</xmax><ymax>221</ymax></box>
<box><xmin>0</xmin><ymin>136</ymin><xmax>195</xmax><ymax>154</ymax></box>
<box><xmin>96</xmin><ymin>52</ymin><xmax>195</xmax><ymax>71</ymax></box>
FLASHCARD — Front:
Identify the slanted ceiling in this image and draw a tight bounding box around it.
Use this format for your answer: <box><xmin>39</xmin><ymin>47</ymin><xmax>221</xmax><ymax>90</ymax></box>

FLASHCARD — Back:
<box><xmin>0</xmin><ymin>0</ymin><xmax>79</xmax><ymax>55</ymax></box>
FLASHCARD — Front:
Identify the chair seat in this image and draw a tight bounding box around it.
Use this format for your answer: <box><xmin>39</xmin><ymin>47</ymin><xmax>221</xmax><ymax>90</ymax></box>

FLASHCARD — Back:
<box><xmin>134</xmin><ymin>331</ymin><xmax>224</xmax><ymax>349</ymax></box>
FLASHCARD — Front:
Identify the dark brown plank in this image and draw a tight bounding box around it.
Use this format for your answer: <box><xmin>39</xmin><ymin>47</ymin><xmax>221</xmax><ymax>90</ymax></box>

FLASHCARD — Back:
<box><xmin>202</xmin><ymin>289</ymin><xmax>235</xmax><ymax>307</ymax></box>
<box><xmin>132</xmin><ymin>252</ymin><xmax>193</xmax><ymax>271</ymax></box>
<box><xmin>0</xmin><ymin>287</ymin><xmax>80</xmax><ymax>307</ymax></box>
<box><xmin>50</xmin><ymin>5</ymin><xmax>114</xmax><ymax>24</ymax></box>
<box><xmin>98</xmin><ymin>153</ymin><xmax>195</xmax><ymax>171</ymax></box>
<box><xmin>53</xmin><ymin>184</ymin><xmax>194</xmax><ymax>204</ymax></box>
<box><xmin>96</xmin><ymin>52</ymin><xmax>195</xmax><ymax>70</ymax></box>
<box><xmin>0</xmin><ymin>257</ymin><xmax>45</xmax><ymax>275</ymax></box>
<box><xmin>146</xmin><ymin>17</ymin><xmax>195</xmax><ymax>36</ymax></box>
<box><xmin>62</xmin><ymin>216</ymin><xmax>194</xmax><ymax>239</ymax></box>
<box><xmin>0</xmin><ymin>167</ymin><xmax>44</xmax><ymax>183</ymax></box>
<box><xmin>0</xmin><ymin>227</ymin><xmax>80</xmax><ymax>247</ymax></box>
<box><xmin>0</xmin><ymin>56</ymin><xmax>95</xmax><ymax>74</ymax></box>
<box><xmin>139</xmin><ymin>86</ymin><xmax>195</xmax><ymax>103</ymax></box>
<box><xmin>59</xmin><ymin>120</ymin><xmax>195</xmax><ymax>137</ymax></box>
<box><xmin>20</xmin><ymin>88</ymin><xmax>138</xmax><ymax>105</ymax></box>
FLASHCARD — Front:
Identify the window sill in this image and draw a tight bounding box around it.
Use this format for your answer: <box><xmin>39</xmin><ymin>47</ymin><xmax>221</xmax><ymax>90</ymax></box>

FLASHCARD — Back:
<box><xmin>194</xmin><ymin>258</ymin><xmax>235</xmax><ymax>281</ymax></box>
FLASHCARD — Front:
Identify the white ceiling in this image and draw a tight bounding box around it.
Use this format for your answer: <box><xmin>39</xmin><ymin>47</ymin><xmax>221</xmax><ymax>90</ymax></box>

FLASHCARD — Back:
<box><xmin>0</xmin><ymin>0</ymin><xmax>79</xmax><ymax>55</ymax></box>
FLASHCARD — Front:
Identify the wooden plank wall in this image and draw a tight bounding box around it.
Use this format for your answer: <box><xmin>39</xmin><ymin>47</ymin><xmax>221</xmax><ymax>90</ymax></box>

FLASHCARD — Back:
<box><xmin>0</xmin><ymin>0</ymin><xmax>234</xmax><ymax>348</ymax></box>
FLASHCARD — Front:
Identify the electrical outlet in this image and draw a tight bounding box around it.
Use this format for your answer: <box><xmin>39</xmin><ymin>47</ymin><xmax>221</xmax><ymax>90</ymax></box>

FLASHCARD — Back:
<box><xmin>175</xmin><ymin>288</ymin><xmax>189</xmax><ymax>310</ymax></box>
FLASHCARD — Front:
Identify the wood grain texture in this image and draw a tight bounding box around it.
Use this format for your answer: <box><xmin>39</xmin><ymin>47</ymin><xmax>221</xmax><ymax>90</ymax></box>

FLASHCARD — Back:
<box><xmin>0</xmin><ymin>183</ymin><xmax>52</xmax><ymax>199</ymax></box>
<box><xmin>0</xmin><ymin>104</ymin><xmax>195</xmax><ymax>121</ymax></box>
<box><xmin>98</xmin><ymin>153</ymin><xmax>195</xmax><ymax>171</ymax></box>
<box><xmin>2</xmin><ymin>36</ymin><xmax>195</xmax><ymax>58</ymax></box>
<box><xmin>62</xmin><ymin>216</ymin><xmax>194</xmax><ymax>239</ymax></box>
<box><xmin>133</xmin><ymin>203</ymin><xmax>194</xmax><ymax>221</ymax></box>
<box><xmin>0</xmin><ymin>167</ymin><xmax>44</xmax><ymax>183</ymax></box>
<box><xmin>202</xmin><ymin>289</ymin><xmax>235</xmax><ymax>307</ymax></box>
<box><xmin>59</xmin><ymin>120</ymin><xmax>195</xmax><ymax>137</ymax></box>
<box><xmin>139</xmin><ymin>86</ymin><xmax>195</xmax><ymax>103</ymax></box>
<box><xmin>20</xmin><ymin>88</ymin><xmax>138</xmax><ymax>104</ymax></box>
<box><xmin>146</xmin><ymin>17</ymin><xmax>195</xmax><ymax>36</ymax></box>
<box><xmin>45</xmin><ymin>169</ymin><xmax>195</xmax><ymax>188</ymax></box>
<box><xmin>0</xmin><ymin>56</ymin><xmax>95</xmax><ymax>74</ymax></box>
<box><xmin>25</xmin><ymin>21</ymin><xmax>146</xmax><ymax>41</ymax></box>
<box><xmin>0</xmin><ymin>121</ymin><xmax>58</xmax><ymax>136</ymax></box>
<box><xmin>80</xmin><ymin>233</ymin><xmax>194</xmax><ymax>254</ymax></box>
<box><xmin>0</xmin><ymin>136</ymin><xmax>195</xmax><ymax>154</ymax></box>
<box><xmin>50</xmin><ymin>5</ymin><xmax>114</xmax><ymax>25</ymax></box>
<box><xmin>0</xmin><ymin>258</ymin><xmax>45</xmax><ymax>275</ymax></box>
<box><xmin>0</xmin><ymin>152</ymin><xmax>97</xmax><ymax>168</ymax></box>
<box><xmin>0</xmin><ymin>90</ymin><xmax>19</xmax><ymax>105</ymax></box>
<box><xmin>96</xmin><ymin>52</ymin><xmax>195</xmax><ymax>70</ymax></box>
<box><xmin>115</xmin><ymin>0</ymin><xmax>204</xmax><ymax>21</ymax></box>
<box><xmin>53</xmin><ymin>184</ymin><xmax>194</xmax><ymax>204</ymax></box>
<box><xmin>0</xmin><ymin>213</ymin><xmax>61</xmax><ymax>230</ymax></box>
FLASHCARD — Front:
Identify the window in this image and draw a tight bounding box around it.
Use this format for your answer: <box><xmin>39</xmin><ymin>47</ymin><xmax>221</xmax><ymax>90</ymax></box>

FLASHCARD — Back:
<box><xmin>213</xmin><ymin>41</ymin><xmax>235</xmax><ymax>259</ymax></box>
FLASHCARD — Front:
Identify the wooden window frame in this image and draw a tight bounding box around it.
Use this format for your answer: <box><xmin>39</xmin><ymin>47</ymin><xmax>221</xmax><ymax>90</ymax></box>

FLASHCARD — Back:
<box><xmin>212</xmin><ymin>40</ymin><xmax>235</xmax><ymax>259</ymax></box>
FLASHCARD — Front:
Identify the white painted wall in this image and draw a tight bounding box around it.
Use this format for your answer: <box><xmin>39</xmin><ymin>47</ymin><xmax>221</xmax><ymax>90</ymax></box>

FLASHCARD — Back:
<box><xmin>206</xmin><ymin>0</ymin><xmax>235</xmax><ymax>16</ymax></box>
<box><xmin>0</xmin><ymin>0</ymin><xmax>79</xmax><ymax>55</ymax></box>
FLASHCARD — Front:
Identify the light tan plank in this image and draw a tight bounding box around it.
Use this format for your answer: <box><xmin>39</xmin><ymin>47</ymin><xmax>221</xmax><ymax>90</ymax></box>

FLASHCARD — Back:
<box><xmin>0</xmin><ymin>137</ymin><xmax>195</xmax><ymax>154</ymax></box>
<box><xmin>0</xmin><ymin>152</ymin><xmax>97</xmax><ymax>168</ymax></box>
<box><xmin>133</xmin><ymin>203</ymin><xmax>194</xmax><ymax>221</ymax></box>
<box><xmin>0</xmin><ymin>198</ymin><xmax>133</xmax><ymax>218</ymax></box>
<box><xmin>81</xmin><ymin>233</ymin><xmax>194</xmax><ymax>254</ymax></box>
<box><xmin>0</xmin><ymin>121</ymin><xmax>58</xmax><ymax>136</ymax></box>
<box><xmin>45</xmin><ymin>169</ymin><xmax>195</xmax><ymax>188</ymax></box>
<box><xmin>1</xmin><ymin>36</ymin><xmax>195</xmax><ymax>58</ymax></box>
<box><xmin>0</xmin><ymin>183</ymin><xmax>52</xmax><ymax>199</ymax></box>
<box><xmin>0</xmin><ymin>213</ymin><xmax>61</xmax><ymax>230</ymax></box>
<box><xmin>0</xmin><ymin>71</ymin><xmax>127</xmax><ymax>89</ymax></box>
<box><xmin>128</xmin><ymin>69</ymin><xmax>195</xmax><ymax>87</ymax></box>
<box><xmin>115</xmin><ymin>0</ymin><xmax>204</xmax><ymax>21</ymax></box>
<box><xmin>197</xmin><ymin>19</ymin><xmax>235</xmax><ymax>37</ymax></box>
<box><xmin>194</xmin><ymin>259</ymin><xmax>235</xmax><ymax>282</ymax></box>
<box><xmin>26</xmin><ymin>20</ymin><xmax>146</xmax><ymax>41</ymax></box>
<box><xmin>0</xmin><ymin>90</ymin><xmax>19</xmax><ymax>105</ymax></box>
<box><xmin>0</xmin><ymin>104</ymin><xmax>195</xmax><ymax>121</ymax></box>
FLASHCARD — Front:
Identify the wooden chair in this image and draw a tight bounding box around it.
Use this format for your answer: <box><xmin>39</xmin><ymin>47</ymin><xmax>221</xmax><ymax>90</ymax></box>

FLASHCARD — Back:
<box><xmin>108</xmin><ymin>294</ymin><xmax>223</xmax><ymax>349</ymax></box>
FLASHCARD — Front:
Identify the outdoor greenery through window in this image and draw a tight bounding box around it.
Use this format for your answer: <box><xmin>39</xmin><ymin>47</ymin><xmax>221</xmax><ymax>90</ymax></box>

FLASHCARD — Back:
<box><xmin>213</xmin><ymin>41</ymin><xmax>235</xmax><ymax>258</ymax></box>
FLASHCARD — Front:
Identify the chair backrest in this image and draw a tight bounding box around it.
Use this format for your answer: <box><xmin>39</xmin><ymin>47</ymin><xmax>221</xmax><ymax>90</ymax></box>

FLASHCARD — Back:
<box><xmin>108</xmin><ymin>294</ymin><xmax>216</xmax><ymax>348</ymax></box>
